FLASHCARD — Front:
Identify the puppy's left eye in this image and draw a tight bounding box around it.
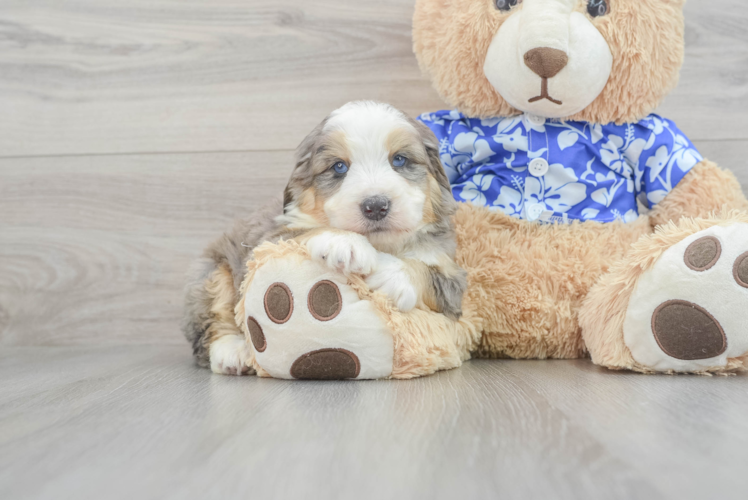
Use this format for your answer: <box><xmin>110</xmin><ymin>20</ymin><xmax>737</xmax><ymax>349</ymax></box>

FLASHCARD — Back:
<box><xmin>587</xmin><ymin>0</ymin><xmax>608</xmax><ymax>17</ymax></box>
<box><xmin>332</xmin><ymin>162</ymin><xmax>349</xmax><ymax>174</ymax></box>
<box><xmin>392</xmin><ymin>155</ymin><xmax>408</xmax><ymax>168</ymax></box>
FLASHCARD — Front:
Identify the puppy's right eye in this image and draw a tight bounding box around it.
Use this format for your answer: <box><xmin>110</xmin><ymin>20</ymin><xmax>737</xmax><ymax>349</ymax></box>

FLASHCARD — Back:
<box><xmin>494</xmin><ymin>0</ymin><xmax>520</xmax><ymax>11</ymax></box>
<box><xmin>332</xmin><ymin>162</ymin><xmax>349</xmax><ymax>175</ymax></box>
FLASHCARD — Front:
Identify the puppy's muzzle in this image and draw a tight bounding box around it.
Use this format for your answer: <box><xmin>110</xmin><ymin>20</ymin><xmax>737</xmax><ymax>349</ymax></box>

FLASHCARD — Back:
<box><xmin>361</xmin><ymin>196</ymin><xmax>390</xmax><ymax>221</ymax></box>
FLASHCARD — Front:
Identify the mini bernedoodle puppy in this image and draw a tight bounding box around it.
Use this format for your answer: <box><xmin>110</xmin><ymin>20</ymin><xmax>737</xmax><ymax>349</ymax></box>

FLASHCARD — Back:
<box><xmin>183</xmin><ymin>101</ymin><xmax>467</xmax><ymax>374</ymax></box>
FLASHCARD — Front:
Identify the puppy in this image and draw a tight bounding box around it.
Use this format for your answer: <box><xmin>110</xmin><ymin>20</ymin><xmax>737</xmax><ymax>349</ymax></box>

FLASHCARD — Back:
<box><xmin>183</xmin><ymin>101</ymin><xmax>467</xmax><ymax>375</ymax></box>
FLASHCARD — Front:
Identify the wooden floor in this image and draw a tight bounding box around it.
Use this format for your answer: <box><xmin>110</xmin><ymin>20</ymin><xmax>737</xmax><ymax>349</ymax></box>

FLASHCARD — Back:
<box><xmin>2</xmin><ymin>347</ymin><xmax>748</xmax><ymax>500</ymax></box>
<box><xmin>1</xmin><ymin>1</ymin><xmax>748</xmax><ymax>498</ymax></box>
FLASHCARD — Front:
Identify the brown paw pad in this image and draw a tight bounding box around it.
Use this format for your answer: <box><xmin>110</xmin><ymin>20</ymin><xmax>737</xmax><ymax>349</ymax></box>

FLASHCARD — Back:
<box><xmin>264</xmin><ymin>283</ymin><xmax>293</xmax><ymax>324</ymax></box>
<box><xmin>684</xmin><ymin>236</ymin><xmax>721</xmax><ymax>272</ymax></box>
<box><xmin>308</xmin><ymin>280</ymin><xmax>342</xmax><ymax>321</ymax></box>
<box><xmin>290</xmin><ymin>348</ymin><xmax>361</xmax><ymax>380</ymax></box>
<box><xmin>733</xmin><ymin>252</ymin><xmax>748</xmax><ymax>288</ymax></box>
<box><xmin>652</xmin><ymin>300</ymin><xmax>727</xmax><ymax>360</ymax></box>
<box><xmin>247</xmin><ymin>316</ymin><xmax>266</xmax><ymax>352</ymax></box>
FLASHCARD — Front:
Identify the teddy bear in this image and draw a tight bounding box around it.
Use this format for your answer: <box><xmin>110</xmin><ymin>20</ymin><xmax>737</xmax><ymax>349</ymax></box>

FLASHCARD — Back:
<box><xmin>226</xmin><ymin>0</ymin><xmax>748</xmax><ymax>379</ymax></box>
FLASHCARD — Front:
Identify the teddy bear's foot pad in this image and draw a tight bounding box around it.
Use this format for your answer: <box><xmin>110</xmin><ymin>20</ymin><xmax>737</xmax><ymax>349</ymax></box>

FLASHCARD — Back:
<box><xmin>244</xmin><ymin>254</ymin><xmax>394</xmax><ymax>380</ymax></box>
<box><xmin>290</xmin><ymin>348</ymin><xmax>361</xmax><ymax>380</ymax></box>
<box><xmin>624</xmin><ymin>224</ymin><xmax>748</xmax><ymax>372</ymax></box>
<box><xmin>651</xmin><ymin>300</ymin><xmax>726</xmax><ymax>361</ymax></box>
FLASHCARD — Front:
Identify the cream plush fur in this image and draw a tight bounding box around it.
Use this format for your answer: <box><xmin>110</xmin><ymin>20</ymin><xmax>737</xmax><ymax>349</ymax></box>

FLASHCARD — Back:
<box><xmin>219</xmin><ymin>0</ymin><xmax>748</xmax><ymax>379</ymax></box>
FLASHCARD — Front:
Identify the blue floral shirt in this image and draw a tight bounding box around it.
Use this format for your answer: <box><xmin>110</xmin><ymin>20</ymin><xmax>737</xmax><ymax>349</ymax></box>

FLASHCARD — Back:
<box><xmin>418</xmin><ymin>110</ymin><xmax>703</xmax><ymax>224</ymax></box>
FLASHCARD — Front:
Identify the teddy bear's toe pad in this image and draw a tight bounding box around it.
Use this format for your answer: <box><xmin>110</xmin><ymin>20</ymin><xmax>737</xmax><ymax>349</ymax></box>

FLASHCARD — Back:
<box><xmin>247</xmin><ymin>317</ymin><xmax>266</xmax><ymax>352</ymax></box>
<box><xmin>264</xmin><ymin>283</ymin><xmax>293</xmax><ymax>324</ymax></box>
<box><xmin>244</xmin><ymin>254</ymin><xmax>394</xmax><ymax>380</ymax></box>
<box><xmin>624</xmin><ymin>224</ymin><xmax>748</xmax><ymax>372</ymax></box>
<box><xmin>651</xmin><ymin>300</ymin><xmax>726</xmax><ymax>360</ymax></box>
<box><xmin>290</xmin><ymin>348</ymin><xmax>361</xmax><ymax>380</ymax></box>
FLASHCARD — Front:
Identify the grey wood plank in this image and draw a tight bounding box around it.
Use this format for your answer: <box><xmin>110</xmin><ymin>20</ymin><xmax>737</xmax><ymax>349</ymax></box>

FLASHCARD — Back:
<box><xmin>0</xmin><ymin>0</ymin><xmax>444</xmax><ymax>157</ymax></box>
<box><xmin>0</xmin><ymin>347</ymin><xmax>746</xmax><ymax>500</ymax></box>
<box><xmin>1</xmin><ymin>0</ymin><xmax>747</xmax><ymax>158</ymax></box>
<box><xmin>0</xmin><ymin>151</ymin><xmax>292</xmax><ymax>346</ymax></box>
<box><xmin>507</xmin><ymin>360</ymin><xmax>748</xmax><ymax>500</ymax></box>
<box><xmin>659</xmin><ymin>0</ymin><xmax>748</xmax><ymax>140</ymax></box>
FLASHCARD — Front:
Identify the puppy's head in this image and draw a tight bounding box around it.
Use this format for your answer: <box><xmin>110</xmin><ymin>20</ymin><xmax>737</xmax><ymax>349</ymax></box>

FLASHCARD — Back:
<box><xmin>283</xmin><ymin>101</ymin><xmax>454</xmax><ymax>243</ymax></box>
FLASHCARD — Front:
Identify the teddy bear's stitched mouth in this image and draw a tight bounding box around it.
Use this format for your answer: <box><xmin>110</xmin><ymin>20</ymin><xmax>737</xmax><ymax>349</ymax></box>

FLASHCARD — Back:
<box><xmin>528</xmin><ymin>78</ymin><xmax>563</xmax><ymax>106</ymax></box>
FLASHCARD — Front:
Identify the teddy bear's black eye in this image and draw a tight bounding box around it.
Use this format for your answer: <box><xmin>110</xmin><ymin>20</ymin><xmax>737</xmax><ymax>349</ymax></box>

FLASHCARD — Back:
<box><xmin>587</xmin><ymin>0</ymin><xmax>608</xmax><ymax>17</ymax></box>
<box><xmin>495</xmin><ymin>0</ymin><xmax>520</xmax><ymax>12</ymax></box>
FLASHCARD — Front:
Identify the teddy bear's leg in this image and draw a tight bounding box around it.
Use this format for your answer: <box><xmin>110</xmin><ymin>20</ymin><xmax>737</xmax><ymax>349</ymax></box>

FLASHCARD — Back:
<box><xmin>239</xmin><ymin>250</ymin><xmax>396</xmax><ymax>380</ymax></box>
<box><xmin>580</xmin><ymin>213</ymin><xmax>748</xmax><ymax>374</ymax></box>
<box><xmin>237</xmin><ymin>241</ymin><xmax>477</xmax><ymax>380</ymax></box>
<box><xmin>581</xmin><ymin>161</ymin><xmax>748</xmax><ymax>374</ymax></box>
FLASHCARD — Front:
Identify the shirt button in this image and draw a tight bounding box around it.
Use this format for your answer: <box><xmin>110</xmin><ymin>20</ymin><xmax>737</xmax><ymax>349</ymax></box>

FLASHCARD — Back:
<box><xmin>529</xmin><ymin>158</ymin><xmax>549</xmax><ymax>177</ymax></box>
<box><xmin>527</xmin><ymin>203</ymin><xmax>546</xmax><ymax>221</ymax></box>
<box><xmin>526</xmin><ymin>114</ymin><xmax>546</xmax><ymax>127</ymax></box>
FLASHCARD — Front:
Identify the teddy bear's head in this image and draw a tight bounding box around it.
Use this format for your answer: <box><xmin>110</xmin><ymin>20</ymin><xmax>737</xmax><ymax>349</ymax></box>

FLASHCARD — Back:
<box><xmin>413</xmin><ymin>0</ymin><xmax>686</xmax><ymax>124</ymax></box>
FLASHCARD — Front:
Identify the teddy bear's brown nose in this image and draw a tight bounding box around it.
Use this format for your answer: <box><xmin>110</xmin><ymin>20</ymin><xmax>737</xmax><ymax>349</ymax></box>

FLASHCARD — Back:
<box><xmin>524</xmin><ymin>47</ymin><xmax>569</xmax><ymax>79</ymax></box>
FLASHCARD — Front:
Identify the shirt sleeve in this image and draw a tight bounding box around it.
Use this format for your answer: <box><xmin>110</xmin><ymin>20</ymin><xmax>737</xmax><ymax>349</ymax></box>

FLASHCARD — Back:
<box><xmin>633</xmin><ymin>115</ymin><xmax>703</xmax><ymax>208</ymax></box>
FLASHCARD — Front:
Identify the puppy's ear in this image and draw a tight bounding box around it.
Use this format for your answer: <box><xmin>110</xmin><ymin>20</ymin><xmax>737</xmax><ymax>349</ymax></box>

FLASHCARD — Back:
<box><xmin>283</xmin><ymin>117</ymin><xmax>328</xmax><ymax>213</ymax></box>
<box><xmin>413</xmin><ymin>120</ymin><xmax>451</xmax><ymax>194</ymax></box>
<box><xmin>412</xmin><ymin>119</ymin><xmax>456</xmax><ymax>219</ymax></box>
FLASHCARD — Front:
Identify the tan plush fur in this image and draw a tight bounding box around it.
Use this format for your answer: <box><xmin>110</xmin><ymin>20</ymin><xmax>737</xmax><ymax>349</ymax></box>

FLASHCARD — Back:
<box><xmin>413</xmin><ymin>0</ymin><xmax>686</xmax><ymax>123</ymax></box>
<box><xmin>649</xmin><ymin>160</ymin><xmax>748</xmax><ymax>227</ymax></box>
<box><xmin>452</xmin><ymin>202</ymin><xmax>651</xmax><ymax>359</ymax></box>
<box><xmin>579</xmin><ymin>209</ymin><xmax>748</xmax><ymax>375</ymax></box>
<box><xmin>347</xmin><ymin>269</ymin><xmax>480</xmax><ymax>379</ymax></box>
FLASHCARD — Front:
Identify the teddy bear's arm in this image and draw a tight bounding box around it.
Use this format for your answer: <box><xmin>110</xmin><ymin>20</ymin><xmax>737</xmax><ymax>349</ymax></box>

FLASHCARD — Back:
<box><xmin>648</xmin><ymin>160</ymin><xmax>748</xmax><ymax>227</ymax></box>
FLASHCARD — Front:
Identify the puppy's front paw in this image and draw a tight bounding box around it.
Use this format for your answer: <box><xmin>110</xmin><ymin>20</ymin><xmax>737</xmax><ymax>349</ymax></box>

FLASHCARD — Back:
<box><xmin>365</xmin><ymin>253</ymin><xmax>418</xmax><ymax>312</ymax></box>
<box><xmin>307</xmin><ymin>232</ymin><xmax>378</xmax><ymax>275</ymax></box>
<box><xmin>209</xmin><ymin>335</ymin><xmax>253</xmax><ymax>376</ymax></box>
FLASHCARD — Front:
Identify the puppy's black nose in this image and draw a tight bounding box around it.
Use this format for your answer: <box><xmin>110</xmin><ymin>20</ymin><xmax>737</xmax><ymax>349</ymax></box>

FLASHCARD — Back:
<box><xmin>361</xmin><ymin>196</ymin><xmax>390</xmax><ymax>221</ymax></box>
